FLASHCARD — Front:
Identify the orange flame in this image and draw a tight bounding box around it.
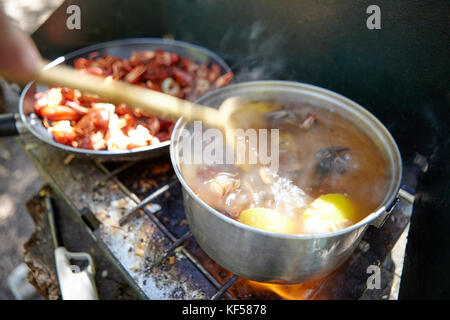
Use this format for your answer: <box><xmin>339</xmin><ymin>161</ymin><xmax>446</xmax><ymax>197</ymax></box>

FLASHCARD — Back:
<box><xmin>246</xmin><ymin>277</ymin><xmax>329</xmax><ymax>300</ymax></box>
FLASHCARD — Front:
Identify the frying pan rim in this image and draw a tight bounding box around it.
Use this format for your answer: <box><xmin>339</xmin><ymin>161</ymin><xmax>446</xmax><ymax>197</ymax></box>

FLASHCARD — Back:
<box><xmin>171</xmin><ymin>80</ymin><xmax>403</xmax><ymax>240</ymax></box>
<box><xmin>18</xmin><ymin>37</ymin><xmax>231</xmax><ymax>158</ymax></box>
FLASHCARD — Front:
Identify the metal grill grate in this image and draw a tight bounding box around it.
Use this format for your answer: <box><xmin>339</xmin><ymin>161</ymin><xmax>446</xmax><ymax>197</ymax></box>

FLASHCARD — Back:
<box><xmin>93</xmin><ymin>159</ymin><xmax>240</xmax><ymax>300</ymax></box>
<box><xmin>18</xmin><ymin>118</ymin><xmax>415</xmax><ymax>300</ymax></box>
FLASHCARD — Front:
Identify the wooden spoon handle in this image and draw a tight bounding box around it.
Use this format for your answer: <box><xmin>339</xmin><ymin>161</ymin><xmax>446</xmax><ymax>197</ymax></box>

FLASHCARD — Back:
<box><xmin>36</xmin><ymin>60</ymin><xmax>223</xmax><ymax>128</ymax></box>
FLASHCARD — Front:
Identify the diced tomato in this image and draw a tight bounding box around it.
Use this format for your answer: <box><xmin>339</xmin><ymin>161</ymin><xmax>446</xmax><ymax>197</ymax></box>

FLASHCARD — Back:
<box><xmin>124</xmin><ymin>65</ymin><xmax>147</xmax><ymax>83</ymax></box>
<box><xmin>40</xmin><ymin>105</ymin><xmax>81</xmax><ymax>121</ymax></box>
<box><xmin>53</xmin><ymin>131</ymin><xmax>77</xmax><ymax>145</ymax></box>
<box><xmin>84</xmin><ymin>67</ymin><xmax>104</xmax><ymax>76</ymax></box>
<box><xmin>34</xmin><ymin>49</ymin><xmax>234</xmax><ymax>151</ymax></box>
<box><xmin>173</xmin><ymin>68</ymin><xmax>193</xmax><ymax>87</ymax></box>
<box><xmin>74</xmin><ymin>58</ymin><xmax>90</xmax><ymax>69</ymax></box>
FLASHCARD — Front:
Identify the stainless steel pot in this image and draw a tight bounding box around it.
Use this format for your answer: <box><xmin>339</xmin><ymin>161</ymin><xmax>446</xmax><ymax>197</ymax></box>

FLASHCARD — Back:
<box><xmin>170</xmin><ymin>81</ymin><xmax>402</xmax><ymax>284</ymax></box>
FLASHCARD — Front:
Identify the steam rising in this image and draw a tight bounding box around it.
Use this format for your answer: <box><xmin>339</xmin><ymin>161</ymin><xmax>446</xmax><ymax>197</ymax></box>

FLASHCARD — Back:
<box><xmin>219</xmin><ymin>21</ymin><xmax>288</xmax><ymax>82</ymax></box>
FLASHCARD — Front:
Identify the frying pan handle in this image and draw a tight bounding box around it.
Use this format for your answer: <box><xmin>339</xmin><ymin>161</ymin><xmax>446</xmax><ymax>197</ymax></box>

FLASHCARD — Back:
<box><xmin>0</xmin><ymin>113</ymin><xmax>19</xmax><ymax>136</ymax></box>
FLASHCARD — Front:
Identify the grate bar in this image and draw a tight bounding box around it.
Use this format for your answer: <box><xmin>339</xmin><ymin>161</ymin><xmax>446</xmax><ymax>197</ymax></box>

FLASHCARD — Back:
<box><xmin>93</xmin><ymin>161</ymin><xmax>236</xmax><ymax>300</ymax></box>
<box><xmin>141</xmin><ymin>204</ymin><xmax>235</xmax><ymax>300</ymax></box>
<box><xmin>119</xmin><ymin>179</ymin><xmax>178</xmax><ymax>226</ymax></box>
<box><xmin>152</xmin><ymin>231</ymin><xmax>193</xmax><ymax>267</ymax></box>
<box><xmin>211</xmin><ymin>275</ymin><xmax>239</xmax><ymax>300</ymax></box>
<box><xmin>164</xmin><ymin>231</ymin><xmax>193</xmax><ymax>254</ymax></box>
<box><xmin>90</xmin><ymin>160</ymin><xmax>138</xmax><ymax>191</ymax></box>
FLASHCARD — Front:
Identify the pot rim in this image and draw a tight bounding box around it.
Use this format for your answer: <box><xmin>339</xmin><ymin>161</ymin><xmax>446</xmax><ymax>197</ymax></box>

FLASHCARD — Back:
<box><xmin>170</xmin><ymin>80</ymin><xmax>403</xmax><ymax>240</ymax></box>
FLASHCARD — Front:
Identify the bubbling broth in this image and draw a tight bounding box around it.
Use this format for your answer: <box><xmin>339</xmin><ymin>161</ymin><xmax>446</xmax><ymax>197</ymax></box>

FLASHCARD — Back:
<box><xmin>181</xmin><ymin>101</ymin><xmax>390</xmax><ymax>234</ymax></box>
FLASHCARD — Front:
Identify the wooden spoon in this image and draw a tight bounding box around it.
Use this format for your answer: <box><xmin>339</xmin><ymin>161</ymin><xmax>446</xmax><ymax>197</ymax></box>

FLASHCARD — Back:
<box><xmin>35</xmin><ymin>60</ymin><xmax>271</xmax><ymax>131</ymax></box>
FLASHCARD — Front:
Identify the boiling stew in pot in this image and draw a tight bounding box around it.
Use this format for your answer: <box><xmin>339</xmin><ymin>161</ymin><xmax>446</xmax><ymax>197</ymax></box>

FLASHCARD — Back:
<box><xmin>181</xmin><ymin>101</ymin><xmax>390</xmax><ymax>235</ymax></box>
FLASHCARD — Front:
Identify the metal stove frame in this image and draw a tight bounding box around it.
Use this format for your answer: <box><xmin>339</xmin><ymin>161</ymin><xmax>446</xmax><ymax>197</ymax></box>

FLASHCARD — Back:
<box><xmin>18</xmin><ymin>126</ymin><xmax>417</xmax><ymax>299</ymax></box>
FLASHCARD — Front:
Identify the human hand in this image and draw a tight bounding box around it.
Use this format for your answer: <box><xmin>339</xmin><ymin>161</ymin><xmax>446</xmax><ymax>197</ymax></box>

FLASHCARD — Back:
<box><xmin>0</xmin><ymin>9</ymin><xmax>42</xmax><ymax>84</ymax></box>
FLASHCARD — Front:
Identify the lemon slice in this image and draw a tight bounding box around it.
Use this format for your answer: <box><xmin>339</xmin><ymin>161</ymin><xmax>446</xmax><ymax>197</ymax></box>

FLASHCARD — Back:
<box><xmin>238</xmin><ymin>207</ymin><xmax>297</xmax><ymax>234</ymax></box>
<box><xmin>302</xmin><ymin>193</ymin><xmax>357</xmax><ymax>233</ymax></box>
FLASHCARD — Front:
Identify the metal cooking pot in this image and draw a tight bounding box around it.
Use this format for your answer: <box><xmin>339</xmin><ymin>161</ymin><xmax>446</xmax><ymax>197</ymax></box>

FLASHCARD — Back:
<box><xmin>170</xmin><ymin>81</ymin><xmax>402</xmax><ymax>284</ymax></box>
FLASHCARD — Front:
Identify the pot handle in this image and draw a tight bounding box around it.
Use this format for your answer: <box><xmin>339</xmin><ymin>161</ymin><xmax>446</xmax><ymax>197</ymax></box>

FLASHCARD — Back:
<box><xmin>0</xmin><ymin>113</ymin><xmax>19</xmax><ymax>136</ymax></box>
<box><xmin>370</xmin><ymin>188</ymin><xmax>414</xmax><ymax>228</ymax></box>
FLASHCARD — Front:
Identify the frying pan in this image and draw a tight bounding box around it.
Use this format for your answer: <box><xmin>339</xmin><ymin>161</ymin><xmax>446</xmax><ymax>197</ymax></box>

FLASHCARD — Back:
<box><xmin>0</xmin><ymin>38</ymin><xmax>231</xmax><ymax>161</ymax></box>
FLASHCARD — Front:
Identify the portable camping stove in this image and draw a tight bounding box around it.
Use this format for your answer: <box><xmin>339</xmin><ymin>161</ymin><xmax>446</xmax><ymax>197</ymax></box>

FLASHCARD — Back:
<box><xmin>18</xmin><ymin>127</ymin><xmax>419</xmax><ymax>300</ymax></box>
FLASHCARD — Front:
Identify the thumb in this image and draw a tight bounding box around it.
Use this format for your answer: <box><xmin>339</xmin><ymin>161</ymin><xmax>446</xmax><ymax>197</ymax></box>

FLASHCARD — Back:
<box><xmin>0</xmin><ymin>9</ymin><xmax>42</xmax><ymax>84</ymax></box>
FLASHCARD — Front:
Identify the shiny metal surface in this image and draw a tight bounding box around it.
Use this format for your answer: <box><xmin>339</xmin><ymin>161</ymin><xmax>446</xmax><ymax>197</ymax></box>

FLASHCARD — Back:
<box><xmin>170</xmin><ymin>81</ymin><xmax>402</xmax><ymax>283</ymax></box>
<box><xmin>18</xmin><ymin>38</ymin><xmax>231</xmax><ymax>161</ymax></box>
